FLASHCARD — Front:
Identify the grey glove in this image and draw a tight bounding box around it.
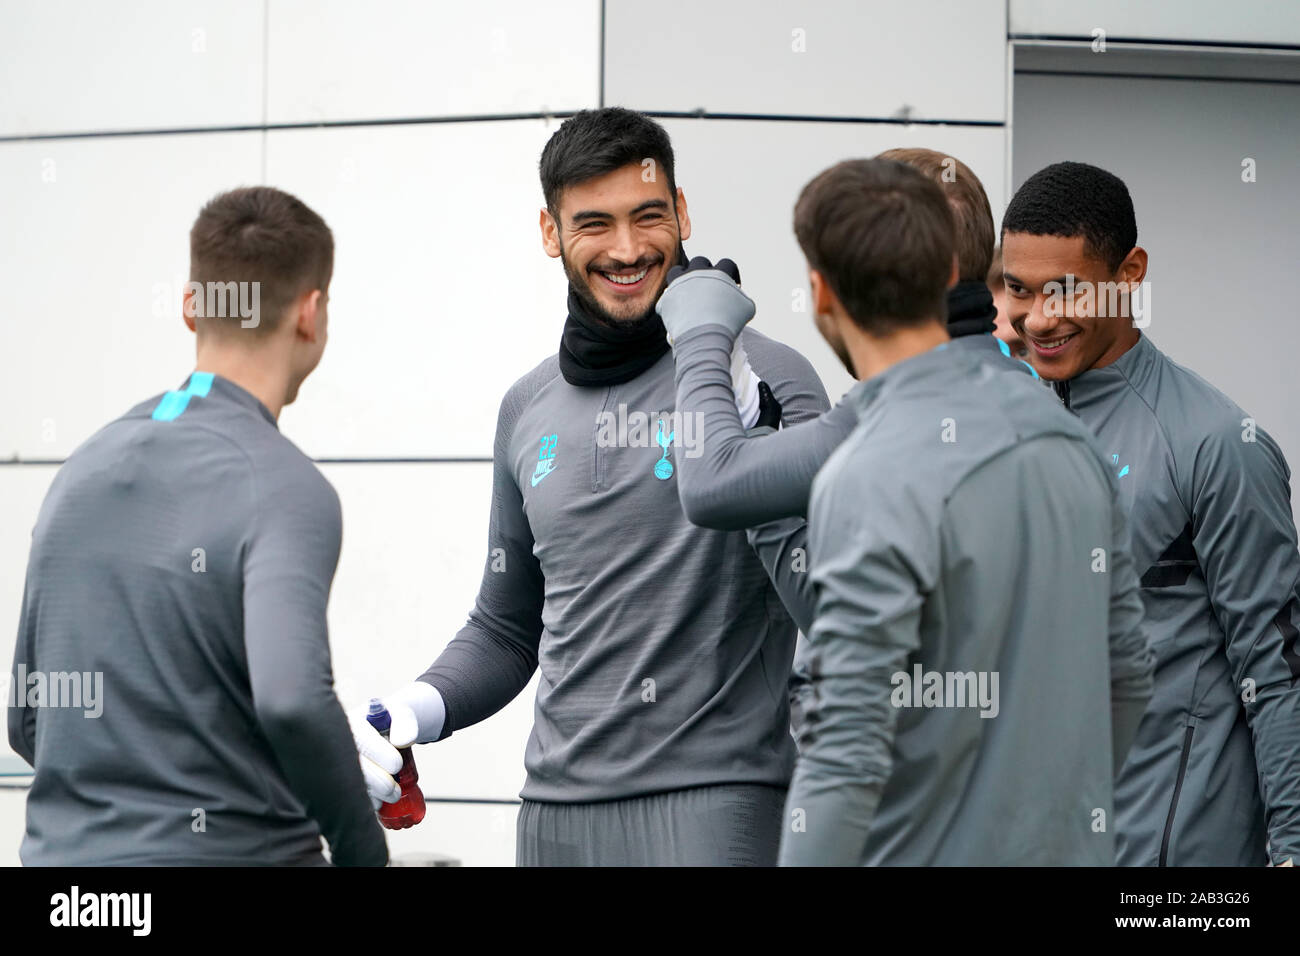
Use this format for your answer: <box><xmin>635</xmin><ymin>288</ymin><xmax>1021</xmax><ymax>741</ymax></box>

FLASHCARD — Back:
<box><xmin>656</xmin><ymin>256</ymin><xmax>757</xmax><ymax>343</ymax></box>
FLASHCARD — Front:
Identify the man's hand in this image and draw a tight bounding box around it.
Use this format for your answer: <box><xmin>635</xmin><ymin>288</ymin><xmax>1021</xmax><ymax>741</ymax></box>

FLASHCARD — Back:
<box><xmin>349</xmin><ymin>704</ymin><xmax>403</xmax><ymax>810</ymax></box>
<box><xmin>349</xmin><ymin>682</ymin><xmax>444</xmax><ymax>809</ymax></box>
<box><xmin>658</xmin><ymin>256</ymin><xmax>765</xmax><ymax>426</ymax></box>
<box><xmin>656</xmin><ymin>256</ymin><xmax>756</xmax><ymax>343</ymax></box>
<box><xmin>752</xmin><ymin>380</ymin><xmax>783</xmax><ymax>432</ymax></box>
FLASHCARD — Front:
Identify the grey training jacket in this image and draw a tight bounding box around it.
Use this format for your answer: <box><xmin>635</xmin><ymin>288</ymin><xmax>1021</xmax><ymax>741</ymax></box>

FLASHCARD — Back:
<box><xmin>779</xmin><ymin>344</ymin><xmax>1154</xmax><ymax>865</ymax></box>
<box><xmin>1058</xmin><ymin>333</ymin><xmax>1300</xmax><ymax>866</ymax></box>
<box><xmin>418</xmin><ymin>327</ymin><xmax>830</xmax><ymax>802</ymax></box>
<box><xmin>8</xmin><ymin>373</ymin><xmax>387</xmax><ymax>866</ymax></box>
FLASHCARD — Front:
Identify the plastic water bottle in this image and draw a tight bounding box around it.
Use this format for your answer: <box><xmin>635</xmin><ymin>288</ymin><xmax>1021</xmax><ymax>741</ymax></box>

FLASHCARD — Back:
<box><xmin>366</xmin><ymin>698</ymin><xmax>427</xmax><ymax>830</ymax></box>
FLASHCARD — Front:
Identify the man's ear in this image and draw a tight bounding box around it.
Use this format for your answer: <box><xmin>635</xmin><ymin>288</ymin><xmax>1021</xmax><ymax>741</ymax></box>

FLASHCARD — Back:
<box><xmin>182</xmin><ymin>286</ymin><xmax>198</xmax><ymax>334</ymax></box>
<box><xmin>296</xmin><ymin>289</ymin><xmax>323</xmax><ymax>343</ymax></box>
<box><xmin>675</xmin><ymin>187</ymin><xmax>691</xmax><ymax>242</ymax></box>
<box><xmin>540</xmin><ymin>206</ymin><xmax>562</xmax><ymax>259</ymax></box>
<box><xmin>1118</xmin><ymin>246</ymin><xmax>1148</xmax><ymax>287</ymax></box>
<box><xmin>948</xmin><ymin>255</ymin><xmax>960</xmax><ymax>288</ymax></box>
<box><xmin>809</xmin><ymin>269</ymin><xmax>834</xmax><ymax>317</ymax></box>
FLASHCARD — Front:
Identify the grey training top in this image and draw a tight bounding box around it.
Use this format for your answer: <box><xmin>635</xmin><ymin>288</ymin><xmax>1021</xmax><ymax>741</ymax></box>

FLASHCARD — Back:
<box><xmin>779</xmin><ymin>344</ymin><xmax>1154</xmax><ymax>866</ymax></box>
<box><xmin>1060</xmin><ymin>333</ymin><xmax>1300</xmax><ymax>866</ymax></box>
<box><xmin>418</xmin><ymin>327</ymin><xmax>830</xmax><ymax>802</ymax></box>
<box><xmin>8</xmin><ymin>373</ymin><xmax>387</xmax><ymax>866</ymax></box>
<box><xmin>670</xmin><ymin>326</ymin><xmax>1038</xmax><ymax>531</ymax></box>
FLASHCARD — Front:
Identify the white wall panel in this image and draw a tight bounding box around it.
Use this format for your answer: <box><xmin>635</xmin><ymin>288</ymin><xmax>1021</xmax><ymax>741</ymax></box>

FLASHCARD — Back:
<box><xmin>268</xmin><ymin>121</ymin><xmax>567</xmax><ymax>458</ymax></box>
<box><xmin>0</xmin><ymin>132</ymin><xmax>263</xmax><ymax>460</ymax></box>
<box><xmin>266</xmin><ymin>0</ymin><xmax>600</xmax><ymax>123</ymax></box>
<box><xmin>0</xmin><ymin>0</ymin><xmax>264</xmax><ymax>136</ymax></box>
<box><xmin>1011</xmin><ymin>0</ymin><xmax>1300</xmax><ymax>46</ymax></box>
<box><xmin>606</xmin><ymin>0</ymin><xmax>1007</xmax><ymax>122</ymax></box>
<box><xmin>323</xmin><ymin>463</ymin><xmax>535</xmax><ymax>803</ymax></box>
<box><xmin>663</xmin><ymin>118</ymin><xmax>1008</xmax><ymax>403</ymax></box>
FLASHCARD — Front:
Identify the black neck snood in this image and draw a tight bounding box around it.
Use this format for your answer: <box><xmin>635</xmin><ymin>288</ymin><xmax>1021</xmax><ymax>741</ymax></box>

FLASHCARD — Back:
<box><xmin>557</xmin><ymin>287</ymin><xmax>672</xmax><ymax>387</ymax></box>
<box><xmin>945</xmin><ymin>280</ymin><xmax>998</xmax><ymax>339</ymax></box>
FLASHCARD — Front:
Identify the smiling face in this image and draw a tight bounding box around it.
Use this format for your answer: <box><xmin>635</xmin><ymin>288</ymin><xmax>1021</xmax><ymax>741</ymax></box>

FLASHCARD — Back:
<box><xmin>1001</xmin><ymin>232</ymin><xmax>1146</xmax><ymax>381</ymax></box>
<box><xmin>540</xmin><ymin>162</ymin><xmax>690</xmax><ymax>328</ymax></box>
<box><xmin>542</xmin><ymin>163</ymin><xmax>690</xmax><ymax>326</ymax></box>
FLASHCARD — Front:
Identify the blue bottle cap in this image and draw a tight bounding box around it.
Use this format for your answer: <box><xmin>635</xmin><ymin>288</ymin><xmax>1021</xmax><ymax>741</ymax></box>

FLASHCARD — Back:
<box><xmin>366</xmin><ymin>698</ymin><xmax>391</xmax><ymax>735</ymax></box>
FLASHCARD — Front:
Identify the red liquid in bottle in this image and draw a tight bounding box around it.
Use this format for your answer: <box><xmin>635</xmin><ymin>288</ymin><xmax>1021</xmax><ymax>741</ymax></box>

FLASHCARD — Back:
<box><xmin>366</xmin><ymin>699</ymin><xmax>427</xmax><ymax>830</ymax></box>
<box><xmin>379</xmin><ymin>747</ymin><xmax>426</xmax><ymax>830</ymax></box>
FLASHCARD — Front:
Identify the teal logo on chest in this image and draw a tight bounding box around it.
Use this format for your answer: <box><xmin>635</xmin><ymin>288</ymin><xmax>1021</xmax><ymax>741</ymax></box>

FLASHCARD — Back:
<box><xmin>654</xmin><ymin>419</ymin><xmax>674</xmax><ymax>480</ymax></box>
<box><xmin>532</xmin><ymin>433</ymin><xmax>558</xmax><ymax>487</ymax></box>
<box><xmin>1111</xmin><ymin>453</ymin><xmax>1130</xmax><ymax>479</ymax></box>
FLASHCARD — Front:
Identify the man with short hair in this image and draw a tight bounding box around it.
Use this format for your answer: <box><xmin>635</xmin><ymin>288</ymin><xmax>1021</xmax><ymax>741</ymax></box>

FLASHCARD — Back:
<box><xmin>1002</xmin><ymin>160</ymin><xmax>1300</xmax><ymax>866</ymax></box>
<box><xmin>765</xmin><ymin>157</ymin><xmax>1153</xmax><ymax>865</ymax></box>
<box><xmin>353</xmin><ymin>107</ymin><xmax>829</xmax><ymax>866</ymax></box>
<box><xmin>8</xmin><ymin>186</ymin><xmax>386</xmax><ymax>866</ymax></box>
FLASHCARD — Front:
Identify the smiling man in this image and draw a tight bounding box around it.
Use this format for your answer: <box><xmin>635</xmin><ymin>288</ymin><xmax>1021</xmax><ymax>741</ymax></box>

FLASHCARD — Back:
<box><xmin>1002</xmin><ymin>161</ymin><xmax>1300</xmax><ymax>867</ymax></box>
<box><xmin>351</xmin><ymin>107</ymin><xmax>829</xmax><ymax>866</ymax></box>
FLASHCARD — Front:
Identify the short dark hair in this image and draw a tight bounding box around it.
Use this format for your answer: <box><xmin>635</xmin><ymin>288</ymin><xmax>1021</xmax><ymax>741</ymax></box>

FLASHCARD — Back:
<box><xmin>539</xmin><ymin>107</ymin><xmax>677</xmax><ymax>217</ymax></box>
<box><xmin>1001</xmin><ymin>161</ymin><xmax>1137</xmax><ymax>272</ymax></box>
<box><xmin>877</xmin><ymin>147</ymin><xmax>994</xmax><ymax>282</ymax></box>
<box><xmin>793</xmin><ymin>158</ymin><xmax>955</xmax><ymax>334</ymax></box>
<box><xmin>189</xmin><ymin>186</ymin><xmax>333</xmax><ymax>335</ymax></box>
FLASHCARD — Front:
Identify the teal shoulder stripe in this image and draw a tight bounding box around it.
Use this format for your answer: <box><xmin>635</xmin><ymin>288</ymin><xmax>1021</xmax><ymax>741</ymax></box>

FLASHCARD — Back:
<box><xmin>189</xmin><ymin>371</ymin><xmax>215</xmax><ymax>396</ymax></box>
<box><xmin>993</xmin><ymin>337</ymin><xmax>1041</xmax><ymax>380</ymax></box>
<box><xmin>151</xmin><ymin>371</ymin><xmax>217</xmax><ymax>422</ymax></box>
<box><xmin>150</xmin><ymin>391</ymin><xmax>190</xmax><ymax>421</ymax></box>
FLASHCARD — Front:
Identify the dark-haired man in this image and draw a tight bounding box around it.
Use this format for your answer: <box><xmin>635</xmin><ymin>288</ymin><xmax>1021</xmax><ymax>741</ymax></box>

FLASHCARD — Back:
<box><xmin>718</xmin><ymin>157</ymin><xmax>1150</xmax><ymax>865</ymax></box>
<box><xmin>8</xmin><ymin>187</ymin><xmax>386</xmax><ymax>866</ymax></box>
<box><xmin>353</xmin><ymin>107</ymin><xmax>829</xmax><ymax>866</ymax></box>
<box><xmin>1002</xmin><ymin>160</ymin><xmax>1300</xmax><ymax>867</ymax></box>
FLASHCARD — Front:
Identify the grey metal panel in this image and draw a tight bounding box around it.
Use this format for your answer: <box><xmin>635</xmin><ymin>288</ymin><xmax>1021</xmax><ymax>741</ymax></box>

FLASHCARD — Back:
<box><xmin>606</xmin><ymin>0</ymin><xmax>1007</xmax><ymax>123</ymax></box>
<box><xmin>266</xmin><ymin>0</ymin><xmax>600</xmax><ymax>123</ymax></box>
<box><xmin>1011</xmin><ymin>0</ymin><xmax>1300</xmax><ymax>47</ymax></box>
<box><xmin>0</xmin><ymin>0</ymin><xmax>265</xmax><ymax>137</ymax></box>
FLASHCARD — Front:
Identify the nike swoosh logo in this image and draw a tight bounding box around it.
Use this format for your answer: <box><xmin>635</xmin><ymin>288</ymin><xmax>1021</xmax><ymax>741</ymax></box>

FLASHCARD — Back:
<box><xmin>531</xmin><ymin>460</ymin><xmax>556</xmax><ymax>487</ymax></box>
